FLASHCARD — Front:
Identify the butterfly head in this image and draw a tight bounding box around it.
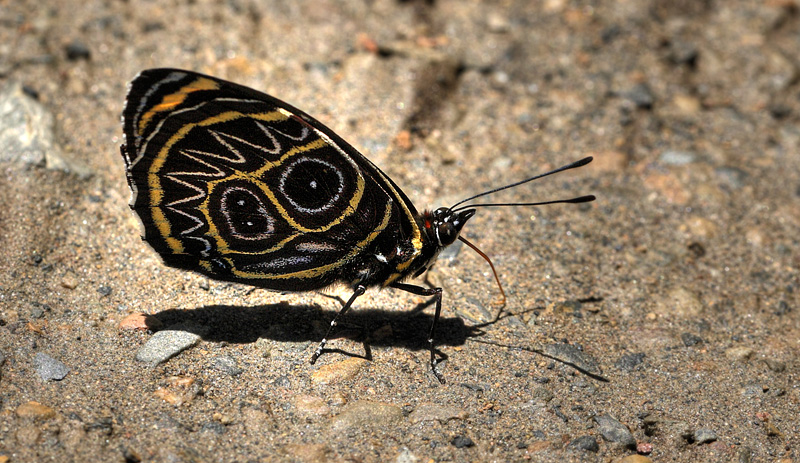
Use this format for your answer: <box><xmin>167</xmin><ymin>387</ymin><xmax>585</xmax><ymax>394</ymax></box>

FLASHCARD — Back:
<box><xmin>427</xmin><ymin>207</ymin><xmax>476</xmax><ymax>247</ymax></box>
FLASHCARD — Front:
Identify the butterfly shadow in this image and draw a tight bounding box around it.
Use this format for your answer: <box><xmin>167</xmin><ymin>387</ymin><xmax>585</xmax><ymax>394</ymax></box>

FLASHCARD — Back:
<box><xmin>150</xmin><ymin>300</ymin><xmax>482</xmax><ymax>362</ymax></box>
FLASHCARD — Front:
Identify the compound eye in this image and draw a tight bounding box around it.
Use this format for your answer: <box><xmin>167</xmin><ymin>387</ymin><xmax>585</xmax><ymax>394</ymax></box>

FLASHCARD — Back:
<box><xmin>434</xmin><ymin>207</ymin><xmax>450</xmax><ymax>217</ymax></box>
<box><xmin>437</xmin><ymin>222</ymin><xmax>458</xmax><ymax>246</ymax></box>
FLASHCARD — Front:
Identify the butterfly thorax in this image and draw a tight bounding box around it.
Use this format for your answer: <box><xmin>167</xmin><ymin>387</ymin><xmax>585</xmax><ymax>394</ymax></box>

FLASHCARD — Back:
<box><xmin>347</xmin><ymin>207</ymin><xmax>476</xmax><ymax>289</ymax></box>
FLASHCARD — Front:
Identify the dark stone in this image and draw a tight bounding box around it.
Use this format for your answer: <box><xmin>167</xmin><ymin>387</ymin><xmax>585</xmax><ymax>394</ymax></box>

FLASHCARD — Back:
<box><xmin>451</xmin><ymin>435</ymin><xmax>474</xmax><ymax>448</ymax></box>
<box><xmin>688</xmin><ymin>242</ymin><xmax>706</xmax><ymax>258</ymax></box>
<box><xmin>568</xmin><ymin>435</ymin><xmax>598</xmax><ymax>452</ymax></box>
<box><xmin>626</xmin><ymin>83</ymin><xmax>654</xmax><ymax>109</ymax></box>
<box><xmin>615</xmin><ymin>353</ymin><xmax>645</xmax><ymax>371</ymax></box>
<box><xmin>594</xmin><ymin>414</ymin><xmax>636</xmax><ymax>448</ymax></box>
<box><xmin>681</xmin><ymin>333</ymin><xmax>704</xmax><ymax>346</ymax></box>
<box><xmin>65</xmin><ymin>40</ymin><xmax>91</xmax><ymax>60</ymax></box>
<box><xmin>768</xmin><ymin>104</ymin><xmax>791</xmax><ymax>119</ymax></box>
<box><xmin>667</xmin><ymin>39</ymin><xmax>699</xmax><ymax>66</ymax></box>
<box><xmin>213</xmin><ymin>355</ymin><xmax>243</xmax><ymax>376</ymax></box>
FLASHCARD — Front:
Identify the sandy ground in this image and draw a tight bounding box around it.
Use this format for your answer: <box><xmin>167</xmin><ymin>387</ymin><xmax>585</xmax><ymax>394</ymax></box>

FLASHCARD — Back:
<box><xmin>1</xmin><ymin>0</ymin><xmax>798</xmax><ymax>462</ymax></box>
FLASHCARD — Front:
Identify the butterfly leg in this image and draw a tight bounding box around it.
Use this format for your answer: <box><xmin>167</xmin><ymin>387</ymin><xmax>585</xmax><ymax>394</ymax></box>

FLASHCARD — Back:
<box><xmin>391</xmin><ymin>282</ymin><xmax>446</xmax><ymax>384</ymax></box>
<box><xmin>310</xmin><ymin>284</ymin><xmax>367</xmax><ymax>365</ymax></box>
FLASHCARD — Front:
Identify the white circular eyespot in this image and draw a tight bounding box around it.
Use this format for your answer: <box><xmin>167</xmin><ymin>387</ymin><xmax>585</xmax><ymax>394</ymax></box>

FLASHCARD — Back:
<box><xmin>279</xmin><ymin>157</ymin><xmax>345</xmax><ymax>213</ymax></box>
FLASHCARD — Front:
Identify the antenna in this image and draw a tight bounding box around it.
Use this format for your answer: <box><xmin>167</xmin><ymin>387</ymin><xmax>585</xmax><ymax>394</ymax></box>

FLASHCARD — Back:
<box><xmin>450</xmin><ymin>156</ymin><xmax>594</xmax><ymax>211</ymax></box>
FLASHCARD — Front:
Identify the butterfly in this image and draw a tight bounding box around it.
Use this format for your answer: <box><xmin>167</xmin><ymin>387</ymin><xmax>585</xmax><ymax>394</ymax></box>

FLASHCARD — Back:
<box><xmin>120</xmin><ymin>68</ymin><xmax>594</xmax><ymax>383</ymax></box>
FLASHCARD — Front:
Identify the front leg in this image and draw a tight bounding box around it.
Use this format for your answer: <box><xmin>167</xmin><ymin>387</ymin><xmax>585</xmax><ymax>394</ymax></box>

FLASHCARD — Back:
<box><xmin>310</xmin><ymin>284</ymin><xmax>367</xmax><ymax>365</ymax></box>
<box><xmin>391</xmin><ymin>282</ymin><xmax>446</xmax><ymax>384</ymax></box>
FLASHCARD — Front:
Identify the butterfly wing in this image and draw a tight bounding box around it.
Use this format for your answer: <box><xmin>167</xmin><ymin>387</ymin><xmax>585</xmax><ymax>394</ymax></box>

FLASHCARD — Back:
<box><xmin>121</xmin><ymin>69</ymin><xmax>423</xmax><ymax>291</ymax></box>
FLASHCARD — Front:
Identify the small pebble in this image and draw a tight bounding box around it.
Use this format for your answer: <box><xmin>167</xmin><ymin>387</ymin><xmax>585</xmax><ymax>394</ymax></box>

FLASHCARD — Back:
<box><xmin>667</xmin><ymin>39</ymin><xmax>698</xmax><ymax>65</ymax></box>
<box><xmin>741</xmin><ymin>383</ymin><xmax>764</xmax><ymax>396</ymax></box>
<box><xmin>530</xmin><ymin>386</ymin><xmax>554</xmax><ymax>403</ymax></box>
<box><xmin>30</xmin><ymin>305</ymin><xmax>46</xmax><ymax>319</ymax></box>
<box><xmin>135</xmin><ymin>324</ymin><xmax>207</xmax><ymax>365</ymax></box>
<box><xmin>693</xmin><ymin>428</ymin><xmax>717</xmax><ymax>444</ymax></box>
<box><xmin>0</xmin><ymin>82</ymin><xmax>59</xmax><ymax>167</ymax></box>
<box><xmin>626</xmin><ymin>83</ymin><xmax>654</xmax><ymax>109</ymax></box>
<box><xmin>65</xmin><ymin>40</ymin><xmax>91</xmax><ymax>60</ymax></box>
<box><xmin>744</xmin><ymin>228</ymin><xmax>765</xmax><ymax>247</ymax></box>
<box><xmin>659</xmin><ymin>150</ymin><xmax>696</xmax><ymax>165</ymax></box>
<box><xmin>212</xmin><ymin>355</ymin><xmax>243</xmax><ymax>376</ymax></box>
<box><xmin>768</xmin><ymin>104</ymin><xmax>791</xmax><ymax>119</ymax></box>
<box><xmin>154</xmin><ymin>387</ymin><xmax>186</xmax><ymax>406</ymax></box>
<box><xmin>486</xmin><ymin>12</ymin><xmax>510</xmax><ymax>32</ymax></box>
<box><xmin>680</xmin><ymin>333</ymin><xmax>704</xmax><ymax>347</ymax></box>
<box><xmin>764</xmin><ymin>422</ymin><xmax>782</xmax><ymax>437</ymax></box>
<box><xmin>684</xmin><ymin>216</ymin><xmax>718</xmax><ymax>239</ymax></box>
<box><xmin>60</xmin><ymin>273</ymin><xmax>79</xmax><ymax>289</ymax></box>
<box><xmin>636</xmin><ymin>442</ymin><xmax>654</xmax><ymax>454</ymax></box>
<box><xmin>725</xmin><ymin>346</ymin><xmax>754</xmax><ymax>362</ymax></box>
<box><xmin>615</xmin><ymin>353</ymin><xmax>645</xmax><ymax>371</ymax></box>
<box><xmin>568</xmin><ymin>435</ymin><xmax>598</xmax><ymax>452</ymax></box>
<box><xmin>16</xmin><ymin>401</ymin><xmax>56</xmax><ymax>420</ymax></box>
<box><xmin>311</xmin><ymin>357</ymin><xmax>365</xmax><ymax>384</ymax></box>
<box><xmin>687</xmin><ymin>242</ymin><xmax>706</xmax><ymax>258</ymax></box>
<box><xmin>672</xmin><ymin>94</ymin><xmax>701</xmax><ymax>113</ymax></box>
<box><xmin>763</xmin><ymin>358</ymin><xmax>786</xmax><ymax>372</ymax></box>
<box><xmin>166</xmin><ymin>375</ymin><xmax>196</xmax><ymax>388</ymax></box>
<box><xmin>451</xmin><ymin>435</ymin><xmax>475</xmax><ymax>449</ymax></box>
<box><xmin>34</xmin><ymin>352</ymin><xmax>70</xmax><ymax>381</ymax></box>
<box><xmin>594</xmin><ymin>414</ymin><xmax>636</xmax><ymax>448</ymax></box>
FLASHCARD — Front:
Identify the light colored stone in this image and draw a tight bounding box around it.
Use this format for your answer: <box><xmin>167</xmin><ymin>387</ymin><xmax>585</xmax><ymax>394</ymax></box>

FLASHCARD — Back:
<box><xmin>311</xmin><ymin>357</ymin><xmax>366</xmax><ymax>384</ymax></box>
